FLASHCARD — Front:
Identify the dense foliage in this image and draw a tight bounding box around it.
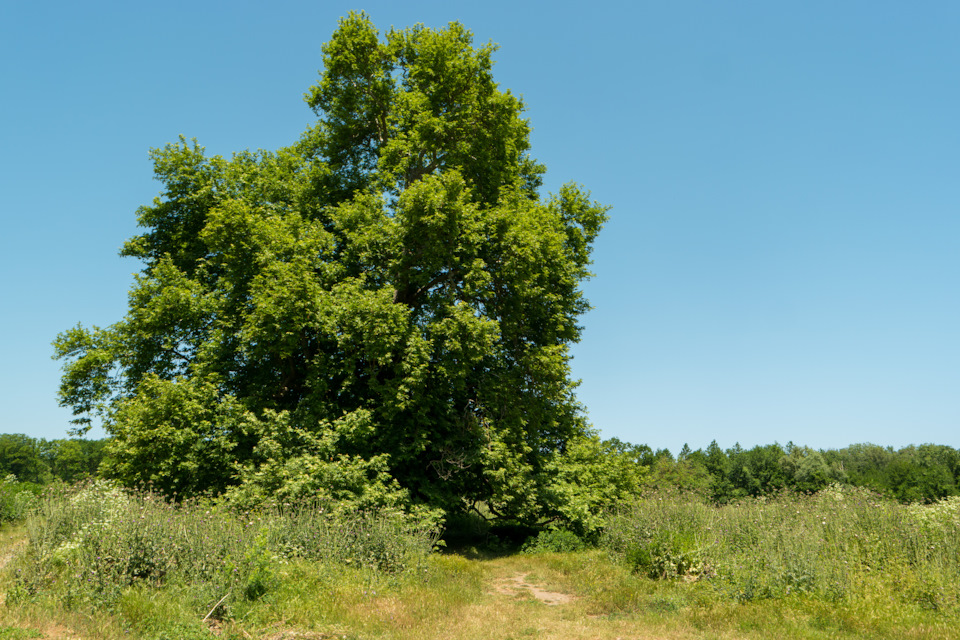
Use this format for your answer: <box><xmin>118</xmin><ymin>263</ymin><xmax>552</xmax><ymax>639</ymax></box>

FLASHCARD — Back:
<box><xmin>52</xmin><ymin>13</ymin><xmax>608</xmax><ymax>525</ymax></box>
<box><xmin>11</xmin><ymin>480</ymin><xmax>437</xmax><ymax>630</ymax></box>
<box><xmin>641</xmin><ymin>441</ymin><xmax>960</xmax><ymax>504</ymax></box>
<box><xmin>0</xmin><ymin>434</ymin><xmax>105</xmax><ymax>485</ymax></box>
<box><xmin>603</xmin><ymin>487</ymin><xmax>960</xmax><ymax>613</ymax></box>
<box><xmin>6</xmin><ymin>477</ymin><xmax>958</xmax><ymax>639</ymax></box>
<box><xmin>2</xmin><ymin>430</ymin><xmax>955</xmax><ymax>518</ymax></box>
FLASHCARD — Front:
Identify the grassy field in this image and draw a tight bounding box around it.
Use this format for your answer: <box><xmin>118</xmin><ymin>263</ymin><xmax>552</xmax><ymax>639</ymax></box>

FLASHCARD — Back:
<box><xmin>0</xmin><ymin>483</ymin><xmax>957</xmax><ymax>639</ymax></box>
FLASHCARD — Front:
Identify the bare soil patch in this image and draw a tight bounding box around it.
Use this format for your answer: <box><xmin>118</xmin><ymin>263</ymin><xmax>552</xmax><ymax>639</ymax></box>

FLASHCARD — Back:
<box><xmin>492</xmin><ymin>572</ymin><xmax>576</xmax><ymax>606</ymax></box>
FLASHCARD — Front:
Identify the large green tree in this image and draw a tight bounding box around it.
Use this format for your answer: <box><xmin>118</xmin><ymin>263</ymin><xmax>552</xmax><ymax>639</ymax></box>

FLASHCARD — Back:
<box><xmin>54</xmin><ymin>13</ymin><xmax>607</xmax><ymax>523</ymax></box>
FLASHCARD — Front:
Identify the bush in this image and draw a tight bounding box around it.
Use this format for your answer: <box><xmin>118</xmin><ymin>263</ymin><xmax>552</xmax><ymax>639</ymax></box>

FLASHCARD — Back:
<box><xmin>9</xmin><ymin>480</ymin><xmax>439</xmax><ymax>615</ymax></box>
<box><xmin>625</xmin><ymin>530</ymin><xmax>703</xmax><ymax>580</ymax></box>
<box><xmin>602</xmin><ymin>486</ymin><xmax>960</xmax><ymax>611</ymax></box>
<box><xmin>602</xmin><ymin>496</ymin><xmax>709</xmax><ymax>580</ymax></box>
<box><xmin>521</xmin><ymin>529</ymin><xmax>588</xmax><ymax>554</ymax></box>
<box><xmin>0</xmin><ymin>475</ymin><xmax>42</xmax><ymax>523</ymax></box>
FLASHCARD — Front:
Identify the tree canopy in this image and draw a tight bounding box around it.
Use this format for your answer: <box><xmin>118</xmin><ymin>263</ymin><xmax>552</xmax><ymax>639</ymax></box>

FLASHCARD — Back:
<box><xmin>54</xmin><ymin>13</ymin><xmax>608</xmax><ymax>524</ymax></box>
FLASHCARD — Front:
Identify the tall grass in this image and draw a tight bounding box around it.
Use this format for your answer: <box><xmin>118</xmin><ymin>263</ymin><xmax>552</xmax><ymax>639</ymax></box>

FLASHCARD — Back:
<box><xmin>9</xmin><ymin>479</ymin><xmax>438</xmax><ymax>620</ymax></box>
<box><xmin>602</xmin><ymin>485</ymin><xmax>960</xmax><ymax>613</ymax></box>
<box><xmin>0</xmin><ymin>476</ymin><xmax>41</xmax><ymax>524</ymax></box>
<box><xmin>3</xmin><ymin>481</ymin><xmax>959</xmax><ymax>638</ymax></box>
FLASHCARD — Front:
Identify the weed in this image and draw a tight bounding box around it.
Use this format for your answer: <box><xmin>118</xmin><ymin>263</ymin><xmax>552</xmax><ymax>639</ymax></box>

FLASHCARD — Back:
<box><xmin>603</xmin><ymin>486</ymin><xmax>960</xmax><ymax>613</ymax></box>
<box><xmin>4</xmin><ymin>482</ymin><xmax>960</xmax><ymax>638</ymax></box>
<box><xmin>7</xmin><ymin>480</ymin><xmax>438</xmax><ymax>633</ymax></box>
<box><xmin>0</xmin><ymin>477</ymin><xmax>41</xmax><ymax>524</ymax></box>
<box><xmin>0</xmin><ymin>628</ymin><xmax>43</xmax><ymax>640</ymax></box>
<box><xmin>521</xmin><ymin>529</ymin><xmax>588</xmax><ymax>554</ymax></box>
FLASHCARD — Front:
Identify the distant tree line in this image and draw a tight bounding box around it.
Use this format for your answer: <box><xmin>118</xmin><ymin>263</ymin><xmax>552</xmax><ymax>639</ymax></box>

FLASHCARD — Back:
<box><xmin>1</xmin><ymin>432</ymin><xmax>957</xmax><ymax>506</ymax></box>
<box><xmin>0</xmin><ymin>434</ymin><xmax>106</xmax><ymax>485</ymax></box>
<box><xmin>636</xmin><ymin>440</ymin><xmax>960</xmax><ymax>504</ymax></box>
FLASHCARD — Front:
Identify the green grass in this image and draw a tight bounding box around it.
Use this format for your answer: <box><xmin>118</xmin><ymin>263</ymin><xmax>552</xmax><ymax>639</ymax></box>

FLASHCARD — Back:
<box><xmin>0</xmin><ymin>478</ymin><xmax>41</xmax><ymax>525</ymax></box>
<box><xmin>3</xmin><ymin>479</ymin><xmax>438</xmax><ymax>639</ymax></box>
<box><xmin>1</xmin><ymin>482</ymin><xmax>959</xmax><ymax>639</ymax></box>
<box><xmin>602</xmin><ymin>485</ymin><xmax>960</xmax><ymax>615</ymax></box>
<box><xmin>0</xmin><ymin>628</ymin><xmax>42</xmax><ymax>640</ymax></box>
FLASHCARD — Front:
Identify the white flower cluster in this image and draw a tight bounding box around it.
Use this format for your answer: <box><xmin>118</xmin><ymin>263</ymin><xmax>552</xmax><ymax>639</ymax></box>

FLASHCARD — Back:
<box><xmin>51</xmin><ymin>480</ymin><xmax>131</xmax><ymax>562</ymax></box>
<box><xmin>907</xmin><ymin>495</ymin><xmax>960</xmax><ymax>530</ymax></box>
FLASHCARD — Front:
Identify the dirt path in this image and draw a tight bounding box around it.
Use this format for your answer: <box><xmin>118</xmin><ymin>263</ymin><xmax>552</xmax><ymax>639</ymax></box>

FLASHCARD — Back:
<box><xmin>438</xmin><ymin>555</ymin><xmax>678</xmax><ymax>640</ymax></box>
<box><xmin>0</xmin><ymin>540</ymin><xmax>680</xmax><ymax>640</ymax></box>
<box><xmin>491</xmin><ymin>572</ymin><xmax>576</xmax><ymax>606</ymax></box>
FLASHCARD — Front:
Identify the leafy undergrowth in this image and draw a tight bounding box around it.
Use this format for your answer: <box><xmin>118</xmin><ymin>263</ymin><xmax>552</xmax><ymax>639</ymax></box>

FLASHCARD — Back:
<box><xmin>0</xmin><ymin>483</ymin><xmax>958</xmax><ymax>639</ymax></box>
<box><xmin>603</xmin><ymin>486</ymin><xmax>960</xmax><ymax>613</ymax></box>
<box><xmin>1</xmin><ymin>548</ymin><xmax>957</xmax><ymax>639</ymax></box>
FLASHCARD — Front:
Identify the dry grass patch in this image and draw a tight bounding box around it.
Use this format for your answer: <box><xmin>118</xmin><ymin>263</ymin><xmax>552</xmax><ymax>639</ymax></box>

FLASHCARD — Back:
<box><xmin>491</xmin><ymin>573</ymin><xmax>576</xmax><ymax>605</ymax></box>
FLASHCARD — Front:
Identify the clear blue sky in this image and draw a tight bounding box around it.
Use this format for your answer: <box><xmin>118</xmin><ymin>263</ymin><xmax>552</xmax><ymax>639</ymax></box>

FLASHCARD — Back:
<box><xmin>2</xmin><ymin>1</ymin><xmax>958</xmax><ymax>453</ymax></box>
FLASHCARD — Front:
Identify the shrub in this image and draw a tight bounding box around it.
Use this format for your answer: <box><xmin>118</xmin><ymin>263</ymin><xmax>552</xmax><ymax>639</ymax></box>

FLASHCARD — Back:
<box><xmin>0</xmin><ymin>476</ymin><xmax>42</xmax><ymax>523</ymax></box>
<box><xmin>521</xmin><ymin>529</ymin><xmax>588</xmax><ymax>554</ymax></box>
<box><xmin>602</xmin><ymin>486</ymin><xmax>960</xmax><ymax>611</ymax></box>
<box><xmin>602</xmin><ymin>493</ymin><xmax>712</xmax><ymax>580</ymax></box>
<box><xmin>9</xmin><ymin>480</ymin><xmax>439</xmax><ymax>615</ymax></box>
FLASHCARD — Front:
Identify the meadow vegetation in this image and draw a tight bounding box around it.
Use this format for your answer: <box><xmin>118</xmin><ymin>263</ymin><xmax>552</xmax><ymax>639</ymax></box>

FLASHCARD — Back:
<box><xmin>1</xmin><ymin>480</ymin><xmax>958</xmax><ymax>639</ymax></box>
<box><xmin>6</xmin><ymin>11</ymin><xmax>958</xmax><ymax>639</ymax></box>
<box><xmin>602</xmin><ymin>486</ymin><xmax>960</xmax><ymax>615</ymax></box>
<box><xmin>0</xmin><ymin>477</ymin><xmax>41</xmax><ymax>525</ymax></box>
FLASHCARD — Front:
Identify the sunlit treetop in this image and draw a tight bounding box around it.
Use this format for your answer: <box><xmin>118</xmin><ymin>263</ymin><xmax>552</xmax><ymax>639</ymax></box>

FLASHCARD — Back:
<box><xmin>55</xmin><ymin>12</ymin><xmax>609</xmax><ymax>526</ymax></box>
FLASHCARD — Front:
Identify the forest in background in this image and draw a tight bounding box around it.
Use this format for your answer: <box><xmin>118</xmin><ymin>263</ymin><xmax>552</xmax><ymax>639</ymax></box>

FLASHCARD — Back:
<box><xmin>3</xmin><ymin>11</ymin><xmax>959</xmax><ymax>637</ymax></box>
<box><xmin>2</xmin><ymin>432</ymin><xmax>957</xmax><ymax>507</ymax></box>
<box><xmin>0</xmin><ymin>434</ymin><xmax>105</xmax><ymax>486</ymax></box>
<box><xmin>4</xmin><ymin>433</ymin><xmax>960</xmax><ymax>640</ymax></box>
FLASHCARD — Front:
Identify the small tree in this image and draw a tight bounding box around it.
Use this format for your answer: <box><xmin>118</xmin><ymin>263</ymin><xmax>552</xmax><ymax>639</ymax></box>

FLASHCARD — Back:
<box><xmin>54</xmin><ymin>13</ymin><xmax>607</xmax><ymax>523</ymax></box>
